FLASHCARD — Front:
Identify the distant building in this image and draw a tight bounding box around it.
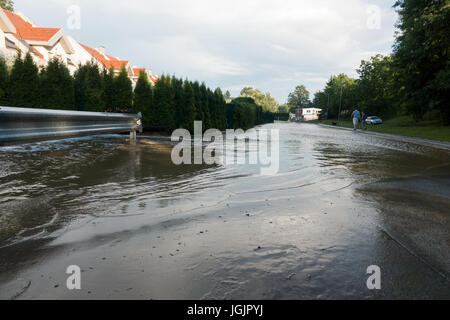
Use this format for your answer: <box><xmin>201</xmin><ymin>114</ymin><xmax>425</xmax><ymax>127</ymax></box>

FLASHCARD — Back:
<box><xmin>302</xmin><ymin>108</ymin><xmax>322</xmax><ymax>121</ymax></box>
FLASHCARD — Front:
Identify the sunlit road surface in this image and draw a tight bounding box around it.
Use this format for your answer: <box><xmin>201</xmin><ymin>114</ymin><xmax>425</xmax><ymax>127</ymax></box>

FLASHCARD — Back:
<box><xmin>0</xmin><ymin>123</ymin><xmax>449</xmax><ymax>300</ymax></box>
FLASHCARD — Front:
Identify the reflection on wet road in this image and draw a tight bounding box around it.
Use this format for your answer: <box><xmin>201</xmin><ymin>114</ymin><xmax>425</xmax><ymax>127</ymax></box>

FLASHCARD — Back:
<box><xmin>0</xmin><ymin>124</ymin><xmax>449</xmax><ymax>299</ymax></box>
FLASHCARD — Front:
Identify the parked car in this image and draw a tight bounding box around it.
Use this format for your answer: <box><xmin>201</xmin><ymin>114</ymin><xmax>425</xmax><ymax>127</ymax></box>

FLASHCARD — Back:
<box><xmin>366</xmin><ymin>116</ymin><xmax>383</xmax><ymax>125</ymax></box>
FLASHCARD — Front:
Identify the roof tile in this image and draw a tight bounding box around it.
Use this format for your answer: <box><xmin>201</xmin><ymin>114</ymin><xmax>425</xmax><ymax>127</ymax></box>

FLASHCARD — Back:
<box><xmin>16</xmin><ymin>27</ymin><xmax>60</xmax><ymax>41</ymax></box>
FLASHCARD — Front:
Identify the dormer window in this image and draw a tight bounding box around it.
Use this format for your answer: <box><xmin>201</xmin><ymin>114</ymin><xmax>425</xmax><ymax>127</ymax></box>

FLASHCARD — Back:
<box><xmin>5</xmin><ymin>37</ymin><xmax>16</xmax><ymax>49</ymax></box>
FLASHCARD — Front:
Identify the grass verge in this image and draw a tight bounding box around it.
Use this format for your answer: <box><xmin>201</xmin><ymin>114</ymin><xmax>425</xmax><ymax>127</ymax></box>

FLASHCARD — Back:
<box><xmin>311</xmin><ymin>116</ymin><xmax>450</xmax><ymax>143</ymax></box>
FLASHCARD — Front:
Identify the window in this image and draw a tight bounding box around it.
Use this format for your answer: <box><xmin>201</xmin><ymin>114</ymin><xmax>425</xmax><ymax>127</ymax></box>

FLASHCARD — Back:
<box><xmin>5</xmin><ymin>38</ymin><xmax>16</xmax><ymax>49</ymax></box>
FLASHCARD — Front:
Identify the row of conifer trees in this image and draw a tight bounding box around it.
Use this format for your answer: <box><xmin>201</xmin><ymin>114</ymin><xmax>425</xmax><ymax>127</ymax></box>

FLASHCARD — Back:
<box><xmin>0</xmin><ymin>53</ymin><xmax>274</xmax><ymax>132</ymax></box>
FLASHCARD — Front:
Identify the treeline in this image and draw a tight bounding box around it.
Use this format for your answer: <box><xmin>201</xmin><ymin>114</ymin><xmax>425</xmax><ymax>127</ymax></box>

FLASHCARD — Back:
<box><xmin>313</xmin><ymin>0</ymin><xmax>449</xmax><ymax>124</ymax></box>
<box><xmin>139</xmin><ymin>74</ymin><xmax>229</xmax><ymax>132</ymax></box>
<box><xmin>227</xmin><ymin>97</ymin><xmax>276</xmax><ymax>130</ymax></box>
<box><xmin>0</xmin><ymin>53</ymin><xmax>275</xmax><ymax>132</ymax></box>
<box><xmin>0</xmin><ymin>53</ymin><xmax>134</xmax><ymax>113</ymax></box>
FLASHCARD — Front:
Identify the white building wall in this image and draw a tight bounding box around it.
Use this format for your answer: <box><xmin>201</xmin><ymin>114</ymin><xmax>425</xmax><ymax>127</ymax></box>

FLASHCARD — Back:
<box><xmin>67</xmin><ymin>37</ymin><xmax>105</xmax><ymax>74</ymax></box>
<box><xmin>0</xmin><ymin>33</ymin><xmax>45</xmax><ymax>67</ymax></box>
<box><xmin>302</xmin><ymin>108</ymin><xmax>322</xmax><ymax>121</ymax></box>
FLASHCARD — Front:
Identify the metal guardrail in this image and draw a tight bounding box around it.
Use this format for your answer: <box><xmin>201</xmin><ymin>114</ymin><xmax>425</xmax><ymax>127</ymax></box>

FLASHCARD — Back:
<box><xmin>0</xmin><ymin>106</ymin><xmax>142</xmax><ymax>145</ymax></box>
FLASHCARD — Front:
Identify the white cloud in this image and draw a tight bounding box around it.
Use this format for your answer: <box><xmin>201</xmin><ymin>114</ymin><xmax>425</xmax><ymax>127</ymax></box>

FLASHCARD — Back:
<box><xmin>16</xmin><ymin>0</ymin><xmax>398</xmax><ymax>102</ymax></box>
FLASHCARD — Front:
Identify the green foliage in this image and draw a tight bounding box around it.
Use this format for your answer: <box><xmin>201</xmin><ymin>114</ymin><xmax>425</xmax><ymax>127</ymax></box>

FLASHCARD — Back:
<box><xmin>1</xmin><ymin>53</ymin><xmax>278</xmax><ymax>133</ymax></box>
<box><xmin>224</xmin><ymin>90</ymin><xmax>232</xmax><ymax>101</ymax></box>
<box><xmin>287</xmin><ymin>85</ymin><xmax>311</xmax><ymax>111</ymax></box>
<box><xmin>133</xmin><ymin>71</ymin><xmax>153</xmax><ymax>124</ymax></box>
<box><xmin>200</xmin><ymin>83</ymin><xmax>211</xmax><ymax>129</ymax></box>
<box><xmin>0</xmin><ymin>0</ymin><xmax>14</xmax><ymax>11</ymax></box>
<box><xmin>354</xmin><ymin>55</ymin><xmax>398</xmax><ymax>118</ymax></box>
<box><xmin>240</xmin><ymin>87</ymin><xmax>279</xmax><ymax>112</ymax></box>
<box><xmin>315</xmin><ymin>74</ymin><xmax>357</xmax><ymax>118</ymax></box>
<box><xmin>192</xmin><ymin>81</ymin><xmax>203</xmax><ymax>122</ymax></box>
<box><xmin>114</xmin><ymin>66</ymin><xmax>133</xmax><ymax>111</ymax></box>
<box><xmin>393</xmin><ymin>0</ymin><xmax>450</xmax><ymax>123</ymax></box>
<box><xmin>173</xmin><ymin>77</ymin><xmax>184</xmax><ymax>128</ymax></box>
<box><xmin>8</xmin><ymin>53</ymin><xmax>40</xmax><ymax>108</ymax></box>
<box><xmin>227</xmin><ymin>97</ymin><xmax>273</xmax><ymax>130</ymax></box>
<box><xmin>274</xmin><ymin>113</ymin><xmax>290</xmax><ymax>121</ymax></box>
<box><xmin>39</xmin><ymin>58</ymin><xmax>74</xmax><ymax>110</ymax></box>
<box><xmin>214</xmin><ymin>88</ymin><xmax>228</xmax><ymax>131</ymax></box>
<box><xmin>231</xmin><ymin>97</ymin><xmax>257</xmax><ymax>130</ymax></box>
<box><xmin>0</xmin><ymin>57</ymin><xmax>9</xmax><ymax>105</ymax></box>
<box><xmin>181</xmin><ymin>81</ymin><xmax>196</xmax><ymax>132</ymax></box>
<box><xmin>152</xmin><ymin>74</ymin><xmax>176</xmax><ymax>131</ymax></box>
<box><xmin>73</xmin><ymin>62</ymin><xmax>104</xmax><ymax>112</ymax></box>
<box><xmin>278</xmin><ymin>105</ymin><xmax>289</xmax><ymax>113</ymax></box>
<box><xmin>102</xmin><ymin>67</ymin><xmax>116</xmax><ymax>111</ymax></box>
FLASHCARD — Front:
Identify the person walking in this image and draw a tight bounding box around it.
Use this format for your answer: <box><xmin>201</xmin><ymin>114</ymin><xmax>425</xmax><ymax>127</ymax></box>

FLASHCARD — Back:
<box><xmin>361</xmin><ymin>112</ymin><xmax>368</xmax><ymax>130</ymax></box>
<box><xmin>351</xmin><ymin>108</ymin><xmax>361</xmax><ymax>130</ymax></box>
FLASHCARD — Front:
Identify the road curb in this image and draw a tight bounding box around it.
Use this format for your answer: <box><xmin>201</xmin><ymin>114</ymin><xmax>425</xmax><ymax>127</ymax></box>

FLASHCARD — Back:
<box><xmin>318</xmin><ymin>124</ymin><xmax>450</xmax><ymax>151</ymax></box>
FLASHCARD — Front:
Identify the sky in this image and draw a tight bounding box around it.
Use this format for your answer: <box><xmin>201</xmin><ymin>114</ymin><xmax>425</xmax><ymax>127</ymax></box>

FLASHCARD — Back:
<box><xmin>15</xmin><ymin>0</ymin><xmax>398</xmax><ymax>103</ymax></box>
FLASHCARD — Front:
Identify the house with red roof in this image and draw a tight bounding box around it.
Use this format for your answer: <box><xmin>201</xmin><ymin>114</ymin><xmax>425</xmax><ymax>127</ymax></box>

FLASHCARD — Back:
<box><xmin>79</xmin><ymin>43</ymin><xmax>133</xmax><ymax>76</ymax></box>
<box><xmin>0</xmin><ymin>8</ymin><xmax>74</xmax><ymax>67</ymax></box>
<box><xmin>132</xmin><ymin>67</ymin><xmax>159</xmax><ymax>86</ymax></box>
<box><xmin>79</xmin><ymin>44</ymin><xmax>159</xmax><ymax>86</ymax></box>
<box><xmin>0</xmin><ymin>8</ymin><xmax>158</xmax><ymax>85</ymax></box>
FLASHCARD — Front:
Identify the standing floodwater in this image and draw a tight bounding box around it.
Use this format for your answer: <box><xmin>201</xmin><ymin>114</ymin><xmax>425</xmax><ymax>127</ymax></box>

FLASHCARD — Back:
<box><xmin>0</xmin><ymin>124</ymin><xmax>449</xmax><ymax>299</ymax></box>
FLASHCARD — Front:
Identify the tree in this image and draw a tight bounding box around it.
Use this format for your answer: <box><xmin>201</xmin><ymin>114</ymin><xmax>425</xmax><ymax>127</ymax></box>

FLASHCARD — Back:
<box><xmin>39</xmin><ymin>58</ymin><xmax>74</xmax><ymax>110</ymax></box>
<box><xmin>240</xmin><ymin>87</ymin><xmax>279</xmax><ymax>112</ymax></box>
<box><xmin>200</xmin><ymin>83</ymin><xmax>211</xmax><ymax>130</ymax></box>
<box><xmin>171</xmin><ymin>76</ymin><xmax>184</xmax><ymax>128</ymax></box>
<box><xmin>133</xmin><ymin>71</ymin><xmax>153</xmax><ymax>124</ymax></box>
<box><xmin>114</xmin><ymin>66</ymin><xmax>133</xmax><ymax>111</ymax></box>
<box><xmin>182</xmin><ymin>81</ymin><xmax>196</xmax><ymax>132</ymax></box>
<box><xmin>393</xmin><ymin>0</ymin><xmax>450</xmax><ymax>123</ymax></box>
<box><xmin>153</xmin><ymin>74</ymin><xmax>176</xmax><ymax>131</ymax></box>
<box><xmin>230</xmin><ymin>97</ymin><xmax>258</xmax><ymax>130</ymax></box>
<box><xmin>287</xmin><ymin>85</ymin><xmax>310</xmax><ymax>111</ymax></box>
<box><xmin>320</xmin><ymin>74</ymin><xmax>356</xmax><ymax>118</ymax></box>
<box><xmin>224</xmin><ymin>90</ymin><xmax>232</xmax><ymax>101</ymax></box>
<box><xmin>355</xmin><ymin>54</ymin><xmax>397</xmax><ymax>118</ymax></box>
<box><xmin>8</xmin><ymin>53</ymin><xmax>40</xmax><ymax>108</ymax></box>
<box><xmin>214</xmin><ymin>88</ymin><xmax>227</xmax><ymax>131</ymax></box>
<box><xmin>102</xmin><ymin>67</ymin><xmax>116</xmax><ymax>111</ymax></box>
<box><xmin>0</xmin><ymin>0</ymin><xmax>14</xmax><ymax>11</ymax></box>
<box><xmin>0</xmin><ymin>57</ymin><xmax>9</xmax><ymax>105</ymax></box>
<box><xmin>192</xmin><ymin>81</ymin><xmax>203</xmax><ymax>122</ymax></box>
<box><xmin>278</xmin><ymin>105</ymin><xmax>289</xmax><ymax>113</ymax></box>
<box><xmin>74</xmin><ymin>62</ymin><xmax>104</xmax><ymax>112</ymax></box>
<box><xmin>207</xmin><ymin>88</ymin><xmax>217</xmax><ymax>129</ymax></box>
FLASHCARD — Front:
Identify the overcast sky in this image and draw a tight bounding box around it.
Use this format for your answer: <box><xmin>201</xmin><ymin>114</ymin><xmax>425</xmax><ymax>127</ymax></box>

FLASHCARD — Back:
<box><xmin>15</xmin><ymin>0</ymin><xmax>398</xmax><ymax>103</ymax></box>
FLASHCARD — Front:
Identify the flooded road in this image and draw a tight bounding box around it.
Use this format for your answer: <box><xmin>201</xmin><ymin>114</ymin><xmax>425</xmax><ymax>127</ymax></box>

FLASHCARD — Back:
<box><xmin>0</xmin><ymin>123</ymin><xmax>449</xmax><ymax>299</ymax></box>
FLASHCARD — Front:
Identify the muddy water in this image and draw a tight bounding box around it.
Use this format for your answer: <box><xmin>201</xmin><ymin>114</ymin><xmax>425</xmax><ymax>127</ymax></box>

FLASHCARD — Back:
<box><xmin>0</xmin><ymin>124</ymin><xmax>449</xmax><ymax>299</ymax></box>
